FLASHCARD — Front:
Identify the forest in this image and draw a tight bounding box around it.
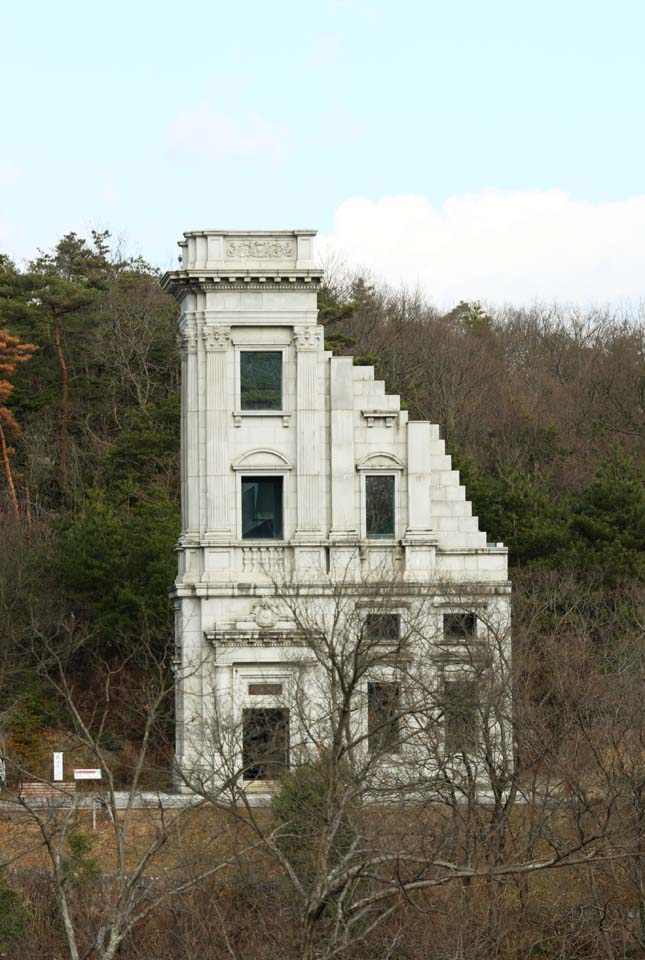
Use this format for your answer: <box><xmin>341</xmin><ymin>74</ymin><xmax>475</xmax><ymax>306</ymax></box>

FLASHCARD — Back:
<box><xmin>0</xmin><ymin>232</ymin><xmax>644</xmax><ymax>959</ymax></box>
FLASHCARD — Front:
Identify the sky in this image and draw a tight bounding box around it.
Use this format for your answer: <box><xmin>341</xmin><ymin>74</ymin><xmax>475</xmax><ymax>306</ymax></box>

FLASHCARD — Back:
<box><xmin>2</xmin><ymin>0</ymin><xmax>645</xmax><ymax>309</ymax></box>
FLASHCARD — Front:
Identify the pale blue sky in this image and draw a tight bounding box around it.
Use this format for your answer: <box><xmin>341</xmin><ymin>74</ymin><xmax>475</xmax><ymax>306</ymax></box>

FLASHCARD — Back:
<box><xmin>2</xmin><ymin>0</ymin><xmax>645</xmax><ymax>304</ymax></box>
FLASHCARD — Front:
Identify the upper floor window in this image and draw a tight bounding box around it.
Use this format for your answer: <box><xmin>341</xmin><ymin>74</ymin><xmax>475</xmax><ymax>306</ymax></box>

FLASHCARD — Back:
<box><xmin>242</xmin><ymin>476</ymin><xmax>283</xmax><ymax>539</ymax></box>
<box><xmin>240</xmin><ymin>351</ymin><xmax>282</xmax><ymax>410</ymax></box>
<box><xmin>366</xmin><ymin>474</ymin><xmax>395</xmax><ymax>538</ymax></box>
<box><xmin>443</xmin><ymin>613</ymin><xmax>476</xmax><ymax>642</ymax></box>
<box><xmin>365</xmin><ymin>613</ymin><xmax>400</xmax><ymax>644</ymax></box>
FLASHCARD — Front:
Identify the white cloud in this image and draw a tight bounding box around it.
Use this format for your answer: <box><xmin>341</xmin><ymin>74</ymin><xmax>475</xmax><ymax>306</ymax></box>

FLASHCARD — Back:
<box><xmin>321</xmin><ymin>191</ymin><xmax>645</xmax><ymax>308</ymax></box>
<box><xmin>169</xmin><ymin>107</ymin><xmax>289</xmax><ymax>162</ymax></box>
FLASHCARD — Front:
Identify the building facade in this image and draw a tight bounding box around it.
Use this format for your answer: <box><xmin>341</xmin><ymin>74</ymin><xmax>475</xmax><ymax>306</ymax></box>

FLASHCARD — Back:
<box><xmin>162</xmin><ymin>230</ymin><xmax>511</xmax><ymax>791</ymax></box>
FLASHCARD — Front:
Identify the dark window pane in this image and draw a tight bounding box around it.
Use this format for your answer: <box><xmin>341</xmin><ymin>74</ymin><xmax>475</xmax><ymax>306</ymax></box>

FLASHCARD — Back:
<box><xmin>242</xmin><ymin>708</ymin><xmax>289</xmax><ymax>780</ymax></box>
<box><xmin>443</xmin><ymin>680</ymin><xmax>478</xmax><ymax>755</ymax></box>
<box><xmin>365</xmin><ymin>614</ymin><xmax>400</xmax><ymax>643</ymax></box>
<box><xmin>240</xmin><ymin>351</ymin><xmax>282</xmax><ymax>410</ymax></box>
<box><xmin>443</xmin><ymin>613</ymin><xmax>476</xmax><ymax>641</ymax></box>
<box><xmin>242</xmin><ymin>476</ymin><xmax>283</xmax><ymax>539</ymax></box>
<box><xmin>366</xmin><ymin>475</ymin><xmax>395</xmax><ymax>538</ymax></box>
<box><xmin>248</xmin><ymin>683</ymin><xmax>283</xmax><ymax>696</ymax></box>
<box><xmin>368</xmin><ymin>681</ymin><xmax>401</xmax><ymax>754</ymax></box>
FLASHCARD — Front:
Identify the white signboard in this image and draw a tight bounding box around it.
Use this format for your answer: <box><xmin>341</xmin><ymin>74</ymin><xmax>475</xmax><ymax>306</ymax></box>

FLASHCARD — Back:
<box><xmin>53</xmin><ymin>752</ymin><xmax>63</xmax><ymax>782</ymax></box>
<box><xmin>73</xmin><ymin>768</ymin><xmax>102</xmax><ymax>781</ymax></box>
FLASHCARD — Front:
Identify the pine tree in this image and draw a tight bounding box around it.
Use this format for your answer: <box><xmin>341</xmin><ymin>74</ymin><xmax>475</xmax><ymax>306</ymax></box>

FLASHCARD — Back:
<box><xmin>0</xmin><ymin>329</ymin><xmax>37</xmax><ymax>523</ymax></box>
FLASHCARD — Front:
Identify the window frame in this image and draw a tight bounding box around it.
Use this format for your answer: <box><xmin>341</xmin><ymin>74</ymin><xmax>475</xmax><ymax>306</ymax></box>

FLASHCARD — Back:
<box><xmin>441</xmin><ymin>674</ymin><xmax>480</xmax><ymax>757</ymax></box>
<box><xmin>241</xmin><ymin>706</ymin><xmax>290</xmax><ymax>781</ymax></box>
<box><xmin>239</xmin><ymin>473</ymin><xmax>285</xmax><ymax>541</ymax></box>
<box><xmin>442</xmin><ymin>612</ymin><xmax>478</xmax><ymax>643</ymax></box>
<box><xmin>361</xmin><ymin>471</ymin><xmax>399</xmax><ymax>541</ymax></box>
<box><xmin>364</xmin><ymin>612</ymin><xmax>401</xmax><ymax>645</ymax></box>
<box><xmin>235</xmin><ymin>666</ymin><xmax>294</xmax><ymax>783</ymax></box>
<box><xmin>236</xmin><ymin>346</ymin><xmax>287</xmax><ymax>414</ymax></box>
<box><xmin>366</xmin><ymin>679</ymin><xmax>402</xmax><ymax>755</ymax></box>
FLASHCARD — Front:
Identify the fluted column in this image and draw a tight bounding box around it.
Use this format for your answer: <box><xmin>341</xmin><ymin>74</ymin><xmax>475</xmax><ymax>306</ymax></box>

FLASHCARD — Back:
<box><xmin>181</xmin><ymin>317</ymin><xmax>200</xmax><ymax>541</ymax></box>
<box><xmin>203</xmin><ymin>325</ymin><xmax>231</xmax><ymax>538</ymax></box>
<box><xmin>294</xmin><ymin>326</ymin><xmax>323</xmax><ymax>537</ymax></box>
<box><xmin>178</xmin><ymin>330</ymin><xmax>188</xmax><ymax>536</ymax></box>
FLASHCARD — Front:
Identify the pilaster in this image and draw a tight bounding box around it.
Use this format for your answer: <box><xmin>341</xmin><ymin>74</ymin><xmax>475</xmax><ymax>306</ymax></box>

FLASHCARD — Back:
<box><xmin>181</xmin><ymin>315</ymin><xmax>200</xmax><ymax>542</ymax></box>
<box><xmin>403</xmin><ymin>421</ymin><xmax>437</xmax><ymax>579</ymax></box>
<box><xmin>293</xmin><ymin>325</ymin><xmax>324</xmax><ymax>578</ymax></box>
<box><xmin>329</xmin><ymin>356</ymin><xmax>360</xmax><ymax>579</ymax></box>
<box><xmin>203</xmin><ymin>325</ymin><xmax>231</xmax><ymax>539</ymax></box>
<box><xmin>197</xmin><ymin>304</ymin><xmax>207</xmax><ymax>536</ymax></box>
<box><xmin>178</xmin><ymin>329</ymin><xmax>188</xmax><ymax>536</ymax></box>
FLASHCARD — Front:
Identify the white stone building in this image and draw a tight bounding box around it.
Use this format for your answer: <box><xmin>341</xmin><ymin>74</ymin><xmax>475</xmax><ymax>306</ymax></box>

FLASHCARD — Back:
<box><xmin>162</xmin><ymin>230</ymin><xmax>511</xmax><ymax>791</ymax></box>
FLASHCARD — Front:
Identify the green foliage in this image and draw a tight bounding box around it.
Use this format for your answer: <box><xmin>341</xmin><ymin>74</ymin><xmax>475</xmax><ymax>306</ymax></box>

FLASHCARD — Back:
<box><xmin>457</xmin><ymin>451</ymin><xmax>645</xmax><ymax>582</ymax></box>
<box><xmin>62</xmin><ymin>831</ymin><xmax>100</xmax><ymax>887</ymax></box>
<box><xmin>54</xmin><ymin>391</ymin><xmax>180</xmax><ymax>652</ymax></box>
<box><xmin>353</xmin><ymin>355</ymin><xmax>379</xmax><ymax>366</ymax></box>
<box><xmin>317</xmin><ymin>283</ymin><xmax>357</xmax><ymax>328</ymax></box>
<box><xmin>456</xmin><ymin>456</ymin><xmax>569</xmax><ymax>564</ymax></box>
<box><xmin>444</xmin><ymin>299</ymin><xmax>494</xmax><ymax>333</ymax></box>
<box><xmin>57</xmin><ymin>485</ymin><xmax>178</xmax><ymax>650</ymax></box>
<box><xmin>0</xmin><ymin>871</ymin><xmax>30</xmax><ymax>951</ymax></box>
<box><xmin>7</xmin><ymin>678</ymin><xmax>65</xmax><ymax>741</ymax></box>
<box><xmin>318</xmin><ymin>282</ymin><xmax>358</xmax><ymax>355</ymax></box>
<box><xmin>565</xmin><ymin>453</ymin><xmax>645</xmax><ymax>582</ymax></box>
<box><xmin>104</xmin><ymin>395</ymin><xmax>180</xmax><ymax>491</ymax></box>
<box><xmin>272</xmin><ymin>759</ymin><xmax>356</xmax><ymax>882</ymax></box>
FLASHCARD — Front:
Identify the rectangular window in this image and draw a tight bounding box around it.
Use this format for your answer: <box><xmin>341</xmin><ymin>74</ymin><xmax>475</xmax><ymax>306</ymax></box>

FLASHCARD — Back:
<box><xmin>368</xmin><ymin>681</ymin><xmax>401</xmax><ymax>754</ymax></box>
<box><xmin>443</xmin><ymin>679</ymin><xmax>478</xmax><ymax>755</ymax></box>
<box><xmin>443</xmin><ymin>613</ymin><xmax>476</xmax><ymax>641</ymax></box>
<box><xmin>242</xmin><ymin>476</ymin><xmax>283</xmax><ymax>540</ymax></box>
<box><xmin>365</xmin><ymin>475</ymin><xmax>395</xmax><ymax>538</ymax></box>
<box><xmin>365</xmin><ymin>613</ymin><xmax>400</xmax><ymax>644</ymax></box>
<box><xmin>240</xmin><ymin>351</ymin><xmax>282</xmax><ymax>410</ymax></box>
<box><xmin>242</xmin><ymin>708</ymin><xmax>289</xmax><ymax>780</ymax></box>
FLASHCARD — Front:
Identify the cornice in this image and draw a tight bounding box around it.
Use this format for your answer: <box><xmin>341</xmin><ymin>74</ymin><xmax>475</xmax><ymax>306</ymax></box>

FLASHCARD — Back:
<box><xmin>161</xmin><ymin>270</ymin><xmax>323</xmax><ymax>298</ymax></box>
<box><xmin>181</xmin><ymin>229</ymin><xmax>317</xmax><ymax>238</ymax></box>
<box><xmin>171</xmin><ymin>580</ymin><xmax>512</xmax><ymax>600</ymax></box>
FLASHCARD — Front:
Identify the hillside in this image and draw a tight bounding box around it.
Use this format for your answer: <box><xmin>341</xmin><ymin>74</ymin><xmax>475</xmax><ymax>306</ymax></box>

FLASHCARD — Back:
<box><xmin>0</xmin><ymin>234</ymin><xmax>643</xmax><ymax>757</ymax></box>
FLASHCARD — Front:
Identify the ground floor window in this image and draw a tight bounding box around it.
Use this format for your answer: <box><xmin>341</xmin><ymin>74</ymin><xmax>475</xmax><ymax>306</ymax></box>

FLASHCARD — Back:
<box><xmin>367</xmin><ymin>681</ymin><xmax>401</xmax><ymax>754</ymax></box>
<box><xmin>442</xmin><ymin>679</ymin><xmax>479</xmax><ymax>755</ymax></box>
<box><xmin>242</xmin><ymin>707</ymin><xmax>290</xmax><ymax>780</ymax></box>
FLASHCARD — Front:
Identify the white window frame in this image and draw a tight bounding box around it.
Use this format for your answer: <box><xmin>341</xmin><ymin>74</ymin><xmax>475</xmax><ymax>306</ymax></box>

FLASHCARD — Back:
<box><xmin>360</xmin><ymin>471</ymin><xmax>399</xmax><ymax>541</ymax></box>
<box><xmin>439</xmin><ymin>609</ymin><xmax>482</xmax><ymax>646</ymax></box>
<box><xmin>234</xmin><ymin>666</ymin><xmax>295</xmax><ymax>785</ymax></box>
<box><xmin>234</xmin><ymin>345</ymin><xmax>290</xmax><ymax>426</ymax></box>
<box><xmin>361</xmin><ymin>669</ymin><xmax>404</xmax><ymax>757</ymax></box>
<box><xmin>237</xmin><ymin>470</ymin><xmax>288</xmax><ymax>543</ymax></box>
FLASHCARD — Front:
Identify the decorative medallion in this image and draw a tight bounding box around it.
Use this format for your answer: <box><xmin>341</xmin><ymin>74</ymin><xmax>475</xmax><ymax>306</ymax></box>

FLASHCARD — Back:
<box><xmin>251</xmin><ymin>599</ymin><xmax>279</xmax><ymax>629</ymax></box>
